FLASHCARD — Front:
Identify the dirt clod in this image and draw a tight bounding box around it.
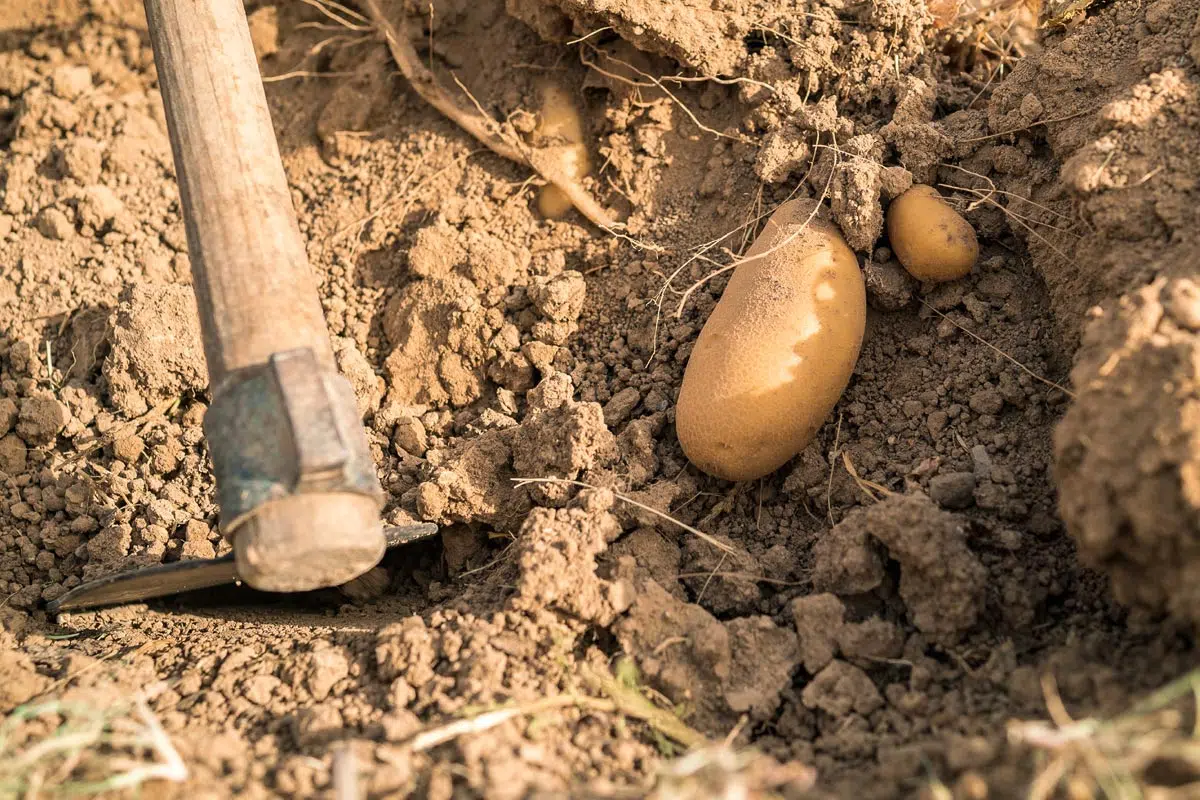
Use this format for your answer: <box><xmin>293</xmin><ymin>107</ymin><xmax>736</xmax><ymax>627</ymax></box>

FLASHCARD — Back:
<box><xmin>1</xmin><ymin>0</ymin><xmax>1197</xmax><ymax>796</ymax></box>
<box><xmin>103</xmin><ymin>284</ymin><xmax>205</xmax><ymax>417</ymax></box>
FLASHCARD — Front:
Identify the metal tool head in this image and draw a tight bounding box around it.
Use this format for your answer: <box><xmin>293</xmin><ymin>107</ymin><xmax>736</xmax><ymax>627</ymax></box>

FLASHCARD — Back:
<box><xmin>47</xmin><ymin>522</ymin><xmax>438</xmax><ymax>614</ymax></box>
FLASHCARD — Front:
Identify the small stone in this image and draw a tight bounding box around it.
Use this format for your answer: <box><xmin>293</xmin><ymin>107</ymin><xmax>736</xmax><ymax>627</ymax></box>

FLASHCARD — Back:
<box><xmin>968</xmin><ymin>387</ymin><xmax>1004</xmax><ymax>416</ymax></box>
<box><xmin>792</xmin><ymin>593</ymin><xmax>845</xmax><ymax>673</ymax></box>
<box><xmin>391</xmin><ymin>415</ymin><xmax>428</xmax><ymax>456</ymax></box>
<box><xmin>36</xmin><ymin>207</ymin><xmax>73</xmax><ymax>240</ymax></box>
<box><xmin>602</xmin><ymin>387</ymin><xmax>640</xmax><ymax>427</ymax></box>
<box><xmin>17</xmin><ymin>394</ymin><xmax>69</xmax><ymax>444</ymax></box>
<box><xmin>111</xmin><ymin>434</ymin><xmax>145</xmax><ymax>463</ymax></box>
<box><xmin>928</xmin><ymin>472</ymin><xmax>976</xmax><ymax>509</ymax></box>
<box><xmin>801</xmin><ymin>660</ymin><xmax>883</xmax><ymax>716</ymax></box>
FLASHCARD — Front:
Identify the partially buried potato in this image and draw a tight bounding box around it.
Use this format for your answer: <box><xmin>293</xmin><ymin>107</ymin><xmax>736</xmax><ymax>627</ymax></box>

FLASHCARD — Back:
<box><xmin>675</xmin><ymin>199</ymin><xmax>867</xmax><ymax>482</ymax></box>
<box><xmin>532</xmin><ymin>80</ymin><xmax>590</xmax><ymax>219</ymax></box>
<box><xmin>886</xmin><ymin>184</ymin><xmax>978</xmax><ymax>282</ymax></box>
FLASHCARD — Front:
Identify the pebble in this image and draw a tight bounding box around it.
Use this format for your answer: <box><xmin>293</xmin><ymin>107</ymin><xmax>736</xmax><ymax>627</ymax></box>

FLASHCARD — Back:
<box><xmin>929</xmin><ymin>472</ymin><xmax>976</xmax><ymax>509</ymax></box>
<box><xmin>16</xmin><ymin>395</ymin><xmax>69</xmax><ymax>444</ymax></box>
<box><xmin>968</xmin><ymin>387</ymin><xmax>1004</xmax><ymax>416</ymax></box>
<box><xmin>35</xmin><ymin>207</ymin><xmax>74</xmax><ymax>240</ymax></box>
<box><xmin>391</xmin><ymin>415</ymin><xmax>428</xmax><ymax>456</ymax></box>
<box><xmin>791</xmin><ymin>593</ymin><xmax>845</xmax><ymax>673</ymax></box>
<box><xmin>602</xmin><ymin>387</ymin><xmax>640</xmax><ymax>427</ymax></box>
<box><xmin>970</xmin><ymin>445</ymin><xmax>993</xmax><ymax>480</ymax></box>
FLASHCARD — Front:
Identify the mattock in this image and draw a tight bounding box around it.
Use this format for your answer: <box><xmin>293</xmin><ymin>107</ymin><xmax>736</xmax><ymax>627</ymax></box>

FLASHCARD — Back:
<box><xmin>48</xmin><ymin>0</ymin><xmax>439</xmax><ymax>613</ymax></box>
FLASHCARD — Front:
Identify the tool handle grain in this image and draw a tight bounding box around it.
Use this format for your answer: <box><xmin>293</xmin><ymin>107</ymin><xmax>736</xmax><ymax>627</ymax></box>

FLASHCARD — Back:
<box><xmin>143</xmin><ymin>0</ymin><xmax>332</xmax><ymax>389</ymax></box>
<box><xmin>142</xmin><ymin>0</ymin><xmax>387</xmax><ymax>593</ymax></box>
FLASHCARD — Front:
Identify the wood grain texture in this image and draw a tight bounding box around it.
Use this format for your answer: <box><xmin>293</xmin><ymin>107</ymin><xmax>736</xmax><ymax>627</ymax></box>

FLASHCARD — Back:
<box><xmin>142</xmin><ymin>0</ymin><xmax>386</xmax><ymax>591</ymax></box>
<box><xmin>143</xmin><ymin>0</ymin><xmax>332</xmax><ymax>390</ymax></box>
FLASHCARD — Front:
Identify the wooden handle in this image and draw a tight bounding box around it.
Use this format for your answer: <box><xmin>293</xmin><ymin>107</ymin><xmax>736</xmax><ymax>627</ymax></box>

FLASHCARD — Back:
<box><xmin>143</xmin><ymin>0</ymin><xmax>331</xmax><ymax>387</ymax></box>
<box><xmin>143</xmin><ymin>0</ymin><xmax>386</xmax><ymax>592</ymax></box>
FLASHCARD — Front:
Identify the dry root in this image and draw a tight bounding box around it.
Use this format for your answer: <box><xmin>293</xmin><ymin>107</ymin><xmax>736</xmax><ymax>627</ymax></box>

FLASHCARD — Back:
<box><xmin>1008</xmin><ymin>669</ymin><xmax>1200</xmax><ymax>799</ymax></box>
<box><xmin>361</xmin><ymin>0</ymin><xmax>618</xmax><ymax>229</ymax></box>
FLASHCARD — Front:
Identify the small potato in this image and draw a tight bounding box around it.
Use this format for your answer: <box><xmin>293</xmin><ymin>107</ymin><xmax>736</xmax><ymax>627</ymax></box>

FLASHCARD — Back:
<box><xmin>675</xmin><ymin>199</ymin><xmax>867</xmax><ymax>482</ymax></box>
<box><xmin>532</xmin><ymin>81</ymin><xmax>590</xmax><ymax>220</ymax></box>
<box><xmin>886</xmin><ymin>184</ymin><xmax>978</xmax><ymax>282</ymax></box>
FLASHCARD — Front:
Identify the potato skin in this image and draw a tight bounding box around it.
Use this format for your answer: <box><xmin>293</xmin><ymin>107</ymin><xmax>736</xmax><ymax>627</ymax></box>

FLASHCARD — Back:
<box><xmin>675</xmin><ymin>199</ymin><xmax>867</xmax><ymax>482</ymax></box>
<box><xmin>534</xmin><ymin>82</ymin><xmax>590</xmax><ymax>220</ymax></box>
<box><xmin>886</xmin><ymin>184</ymin><xmax>978</xmax><ymax>282</ymax></box>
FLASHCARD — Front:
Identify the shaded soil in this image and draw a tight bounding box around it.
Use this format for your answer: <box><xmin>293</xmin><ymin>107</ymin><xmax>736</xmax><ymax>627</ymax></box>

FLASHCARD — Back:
<box><xmin>0</xmin><ymin>0</ymin><xmax>1197</xmax><ymax>797</ymax></box>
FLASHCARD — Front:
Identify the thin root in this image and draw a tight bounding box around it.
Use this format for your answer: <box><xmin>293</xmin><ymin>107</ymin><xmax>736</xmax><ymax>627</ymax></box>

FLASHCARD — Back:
<box><xmin>361</xmin><ymin>0</ymin><xmax>617</xmax><ymax>229</ymax></box>
<box><xmin>512</xmin><ymin>477</ymin><xmax>737</xmax><ymax>556</ymax></box>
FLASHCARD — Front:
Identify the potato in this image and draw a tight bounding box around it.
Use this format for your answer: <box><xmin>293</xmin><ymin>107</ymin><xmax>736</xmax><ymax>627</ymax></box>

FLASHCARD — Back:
<box><xmin>532</xmin><ymin>81</ymin><xmax>590</xmax><ymax>220</ymax></box>
<box><xmin>886</xmin><ymin>184</ymin><xmax>978</xmax><ymax>282</ymax></box>
<box><xmin>675</xmin><ymin>199</ymin><xmax>867</xmax><ymax>482</ymax></box>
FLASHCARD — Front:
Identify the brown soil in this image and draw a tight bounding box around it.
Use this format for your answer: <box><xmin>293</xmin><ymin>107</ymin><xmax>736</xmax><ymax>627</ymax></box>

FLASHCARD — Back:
<box><xmin>1</xmin><ymin>0</ymin><xmax>1198</xmax><ymax>797</ymax></box>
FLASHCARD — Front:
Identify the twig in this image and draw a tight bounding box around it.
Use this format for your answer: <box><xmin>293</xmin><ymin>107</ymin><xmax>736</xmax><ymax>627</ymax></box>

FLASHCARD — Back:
<box><xmin>581</xmin><ymin>664</ymin><xmax>710</xmax><ymax>750</ymax></box>
<box><xmin>331</xmin><ymin>743</ymin><xmax>360</xmax><ymax>800</ymax></box>
<box><xmin>918</xmin><ymin>301</ymin><xmax>1074</xmax><ymax>398</ymax></box>
<box><xmin>826</xmin><ymin>412</ymin><xmax>843</xmax><ymax>524</ymax></box>
<box><xmin>262</xmin><ymin>70</ymin><xmax>358</xmax><ymax>82</ymax></box>
<box><xmin>409</xmin><ymin>695</ymin><xmax>615</xmax><ymax>752</ymax></box>
<box><xmin>512</xmin><ymin>478</ymin><xmax>736</xmax><ymax>555</ymax></box>
<box><xmin>579</xmin><ymin>46</ymin><xmax>748</xmax><ymax>143</ymax></box>
<box><xmin>361</xmin><ymin>0</ymin><xmax>617</xmax><ymax>229</ymax></box>
<box><xmin>666</xmin><ymin>136</ymin><xmax>835</xmax><ymax>318</ymax></box>
<box><xmin>957</xmin><ymin>107</ymin><xmax>1095</xmax><ymax>143</ymax></box>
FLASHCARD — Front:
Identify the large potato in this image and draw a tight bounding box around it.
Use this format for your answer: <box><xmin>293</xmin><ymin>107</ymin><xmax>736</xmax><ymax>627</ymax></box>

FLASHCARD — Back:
<box><xmin>676</xmin><ymin>199</ymin><xmax>867</xmax><ymax>482</ymax></box>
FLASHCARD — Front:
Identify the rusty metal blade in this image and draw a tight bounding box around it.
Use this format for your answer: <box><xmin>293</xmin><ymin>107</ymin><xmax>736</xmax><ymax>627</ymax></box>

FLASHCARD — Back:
<box><xmin>47</xmin><ymin>523</ymin><xmax>439</xmax><ymax>614</ymax></box>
